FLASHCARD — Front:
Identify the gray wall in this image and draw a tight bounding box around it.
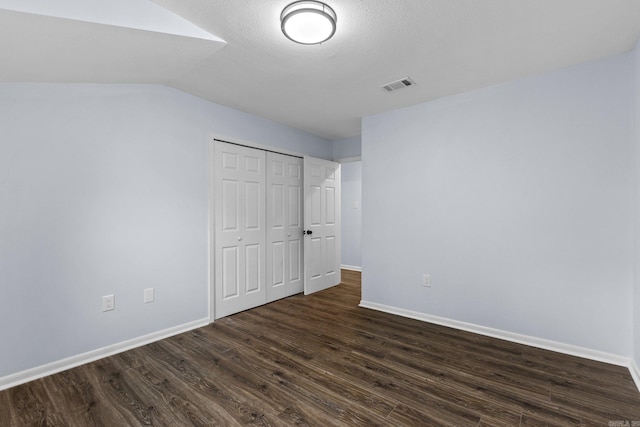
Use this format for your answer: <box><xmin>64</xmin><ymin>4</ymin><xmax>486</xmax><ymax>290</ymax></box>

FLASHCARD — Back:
<box><xmin>333</xmin><ymin>135</ymin><xmax>361</xmax><ymax>160</ymax></box>
<box><xmin>362</xmin><ymin>52</ymin><xmax>634</xmax><ymax>356</ymax></box>
<box><xmin>333</xmin><ymin>135</ymin><xmax>363</xmax><ymax>270</ymax></box>
<box><xmin>0</xmin><ymin>83</ymin><xmax>332</xmax><ymax>378</ymax></box>
<box><xmin>340</xmin><ymin>161</ymin><xmax>362</xmax><ymax>269</ymax></box>
<box><xmin>634</xmin><ymin>42</ymin><xmax>640</xmax><ymax>372</ymax></box>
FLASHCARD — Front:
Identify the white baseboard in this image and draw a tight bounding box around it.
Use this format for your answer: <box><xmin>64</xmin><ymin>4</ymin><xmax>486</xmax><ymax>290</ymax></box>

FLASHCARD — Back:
<box><xmin>0</xmin><ymin>318</ymin><xmax>209</xmax><ymax>392</ymax></box>
<box><xmin>630</xmin><ymin>359</ymin><xmax>640</xmax><ymax>393</ymax></box>
<box><xmin>341</xmin><ymin>264</ymin><xmax>362</xmax><ymax>272</ymax></box>
<box><xmin>359</xmin><ymin>300</ymin><xmax>631</xmax><ymax>369</ymax></box>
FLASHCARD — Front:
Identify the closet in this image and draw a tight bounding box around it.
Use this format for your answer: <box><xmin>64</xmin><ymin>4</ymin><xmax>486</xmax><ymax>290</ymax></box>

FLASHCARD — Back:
<box><xmin>212</xmin><ymin>140</ymin><xmax>340</xmax><ymax>319</ymax></box>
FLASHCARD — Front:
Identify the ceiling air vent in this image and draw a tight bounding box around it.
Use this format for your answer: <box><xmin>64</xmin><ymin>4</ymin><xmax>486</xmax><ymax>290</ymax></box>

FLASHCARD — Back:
<box><xmin>381</xmin><ymin>77</ymin><xmax>416</xmax><ymax>92</ymax></box>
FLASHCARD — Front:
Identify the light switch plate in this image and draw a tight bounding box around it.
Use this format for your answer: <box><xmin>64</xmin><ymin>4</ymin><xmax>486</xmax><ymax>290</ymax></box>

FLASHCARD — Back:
<box><xmin>423</xmin><ymin>274</ymin><xmax>431</xmax><ymax>288</ymax></box>
<box><xmin>102</xmin><ymin>294</ymin><xmax>115</xmax><ymax>312</ymax></box>
<box><xmin>144</xmin><ymin>288</ymin><xmax>155</xmax><ymax>304</ymax></box>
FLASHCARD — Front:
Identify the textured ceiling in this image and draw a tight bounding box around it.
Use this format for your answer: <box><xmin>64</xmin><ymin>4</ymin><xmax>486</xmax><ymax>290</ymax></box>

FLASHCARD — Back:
<box><xmin>0</xmin><ymin>8</ymin><xmax>224</xmax><ymax>83</ymax></box>
<box><xmin>0</xmin><ymin>0</ymin><xmax>222</xmax><ymax>41</ymax></box>
<box><xmin>2</xmin><ymin>1</ymin><xmax>640</xmax><ymax>139</ymax></box>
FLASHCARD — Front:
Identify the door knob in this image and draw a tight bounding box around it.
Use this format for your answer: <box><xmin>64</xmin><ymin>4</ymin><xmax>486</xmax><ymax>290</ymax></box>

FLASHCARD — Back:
<box><xmin>305</xmin><ymin>230</ymin><xmax>313</xmax><ymax>235</ymax></box>
<box><xmin>237</xmin><ymin>236</ymin><xmax>243</xmax><ymax>241</ymax></box>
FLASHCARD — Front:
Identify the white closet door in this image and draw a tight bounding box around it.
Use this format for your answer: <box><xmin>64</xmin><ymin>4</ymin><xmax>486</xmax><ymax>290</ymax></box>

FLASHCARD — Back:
<box><xmin>266</xmin><ymin>152</ymin><xmax>304</xmax><ymax>302</ymax></box>
<box><xmin>214</xmin><ymin>141</ymin><xmax>266</xmax><ymax>318</ymax></box>
<box><xmin>304</xmin><ymin>157</ymin><xmax>341</xmax><ymax>295</ymax></box>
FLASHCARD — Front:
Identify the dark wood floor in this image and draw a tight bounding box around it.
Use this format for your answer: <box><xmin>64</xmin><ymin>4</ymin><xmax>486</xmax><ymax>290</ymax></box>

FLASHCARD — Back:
<box><xmin>1</xmin><ymin>270</ymin><xmax>639</xmax><ymax>426</ymax></box>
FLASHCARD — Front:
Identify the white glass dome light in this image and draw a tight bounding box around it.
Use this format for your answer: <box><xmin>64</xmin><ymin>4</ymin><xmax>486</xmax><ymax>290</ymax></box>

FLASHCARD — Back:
<box><xmin>281</xmin><ymin>1</ymin><xmax>337</xmax><ymax>45</ymax></box>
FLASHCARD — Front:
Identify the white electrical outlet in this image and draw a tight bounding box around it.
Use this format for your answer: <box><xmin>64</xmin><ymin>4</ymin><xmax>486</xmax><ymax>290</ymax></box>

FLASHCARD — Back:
<box><xmin>423</xmin><ymin>274</ymin><xmax>431</xmax><ymax>288</ymax></box>
<box><xmin>144</xmin><ymin>288</ymin><xmax>155</xmax><ymax>304</ymax></box>
<box><xmin>102</xmin><ymin>294</ymin><xmax>115</xmax><ymax>312</ymax></box>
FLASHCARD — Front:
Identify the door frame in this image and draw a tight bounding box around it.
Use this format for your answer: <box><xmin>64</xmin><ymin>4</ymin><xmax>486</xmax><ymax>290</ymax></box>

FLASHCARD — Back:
<box><xmin>207</xmin><ymin>135</ymin><xmax>309</xmax><ymax>322</ymax></box>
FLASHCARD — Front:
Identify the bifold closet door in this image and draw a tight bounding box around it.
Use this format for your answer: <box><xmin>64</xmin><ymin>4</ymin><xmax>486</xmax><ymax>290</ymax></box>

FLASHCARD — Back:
<box><xmin>214</xmin><ymin>141</ymin><xmax>266</xmax><ymax>319</ymax></box>
<box><xmin>266</xmin><ymin>152</ymin><xmax>304</xmax><ymax>303</ymax></box>
<box><xmin>213</xmin><ymin>140</ymin><xmax>341</xmax><ymax>318</ymax></box>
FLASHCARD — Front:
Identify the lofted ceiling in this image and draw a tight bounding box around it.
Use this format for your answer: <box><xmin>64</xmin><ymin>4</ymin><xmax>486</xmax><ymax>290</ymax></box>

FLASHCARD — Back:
<box><xmin>2</xmin><ymin>1</ymin><xmax>640</xmax><ymax>140</ymax></box>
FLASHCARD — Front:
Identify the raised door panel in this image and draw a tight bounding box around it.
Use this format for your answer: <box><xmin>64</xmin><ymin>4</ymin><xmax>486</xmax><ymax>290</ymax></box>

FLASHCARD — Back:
<box><xmin>245</xmin><ymin>244</ymin><xmax>261</xmax><ymax>293</ymax></box>
<box><xmin>271</xmin><ymin>241</ymin><xmax>285</xmax><ymax>288</ymax></box>
<box><xmin>222</xmin><ymin>180</ymin><xmax>239</xmax><ymax>231</ymax></box>
<box><xmin>245</xmin><ymin>181</ymin><xmax>261</xmax><ymax>231</ymax></box>
<box><xmin>271</xmin><ymin>184</ymin><xmax>284</xmax><ymax>229</ymax></box>
<box><xmin>289</xmin><ymin>239</ymin><xmax>301</xmax><ymax>283</ymax></box>
<box><xmin>288</xmin><ymin>186</ymin><xmax>301</xmax><ymax>228</ymax></box>
<box><xmin>222</xmin><ymin>247</ymin><xmax>239</xmax><ymax>299</ymax></box>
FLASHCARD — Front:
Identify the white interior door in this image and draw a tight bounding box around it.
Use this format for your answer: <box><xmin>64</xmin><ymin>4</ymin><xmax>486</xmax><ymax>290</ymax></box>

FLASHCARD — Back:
<box><xmin>214</xmin><ymin>141</ymin><xmax>266</xmax><ymax>318</ymax></box>
<box><xmin>304</xmin><ymin>157</ymin><xmax>341</xmax><ymax>295</ymax></box>
<box><xmin>266</xmin><ymin>152</ymin><xmax>304</xmax><ymax>302</ymax></box>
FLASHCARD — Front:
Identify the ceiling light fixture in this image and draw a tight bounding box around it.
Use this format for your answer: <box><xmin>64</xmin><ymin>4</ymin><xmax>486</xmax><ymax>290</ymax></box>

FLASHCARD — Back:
<box><xmin>281</xmin><ymin>1</ymin><xmax>337</xmax><ymax>45</ymax></box>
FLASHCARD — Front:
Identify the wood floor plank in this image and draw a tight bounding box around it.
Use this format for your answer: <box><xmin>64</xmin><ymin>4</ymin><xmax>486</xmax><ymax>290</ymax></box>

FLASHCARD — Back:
<box><xmin>549</xmin><ymin>383</ymin><xmax>640</xmax><ymax>423</ymax></box>
<box><xmin>277</xmin><ymin>344</ymin><xmax>486</xmax><ymax>425</ymax></box>
<box><xmin>347</xmin><ymin>349</ymin><xmax>524</xmax><ymax>423</ymax></box>
<box><xmin>1</xmin><ymin>270</ymin><xmax>639</xmax><ymax>426</ymax></box>
<box><xmin>4</xmin><ymin>381</ymin><xmax>83</xmax><ymax>426</ymax></box>
<box><xmin>206</xmin><ymin>320</ymin><xmax>396</xmax><ymax>425</ymax></box>
<box><xmin>477</xmin><ymin>414</ymin><xmax>523</xmax><ymax>427</ymax></box>
<box><xmin>138</xmin><ymin>341</ymin><xmax>286</xmax><ymax>426</ymax></box>
<box><xmin>385</xmin><ymin>402</ymin><xmax>481</xmax><ymax>427</ymax></box>
<box><xmin>165</xmin><ymin>329</ymin><xmax>390</xmax><ymax>427</ymax></box>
